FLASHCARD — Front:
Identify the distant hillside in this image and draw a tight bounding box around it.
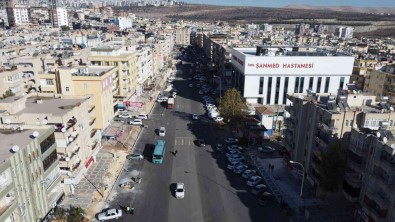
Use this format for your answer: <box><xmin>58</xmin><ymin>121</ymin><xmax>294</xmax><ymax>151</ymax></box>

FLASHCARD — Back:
<box><xmin>284</xmin><ymin>4</ymin><xmax>395</xmax><ymax>14</ymax></box>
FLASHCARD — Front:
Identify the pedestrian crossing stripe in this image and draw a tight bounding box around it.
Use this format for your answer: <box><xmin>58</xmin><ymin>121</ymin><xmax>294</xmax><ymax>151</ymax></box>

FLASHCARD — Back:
<box><xmin>174</xmin><ymin>137</ymin><xmax>194</xmax><ymax>146</ymax></box>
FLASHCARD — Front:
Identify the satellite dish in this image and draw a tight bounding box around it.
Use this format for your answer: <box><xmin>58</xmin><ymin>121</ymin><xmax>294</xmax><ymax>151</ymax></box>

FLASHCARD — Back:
<box><xmin>377</xmin><ymin>132</ymin><xmax>381</xmax><ymax>138</ymax></box>
<box><xmin>42</xmin><ymin>119</ymin><xmax>48</xmax><ymax>125</ymax></box>
<box><xmin>11</xmin><ymin>145</ymin><xmax>20</xmax><ymax>152</ymax></box>
<box><xmin>383</xmin><ymin>137</ymin><xmax>388</xmax><ymax>144</ymax></box>
<box><xmin>65</xmin><ymin>157</ymin><xmax>70</xmax><ymax>161</ymax></box>
<box><xmin>391</xmin><ymin>107</ymin><xmax>394</xmax><ymax>112</ymax></box>
<box><xmin>4</xmin><ymin>119</ymin><xmax>11</xmax><ymax>124</ymax></box>
<box><xmin>71</xmin><ymin>131</ymin><xmax>77</xmax><ymax>137</ymax></box>
<box><xmin>61</xmin><ymin>127</ymin><xmax>66</xmax><ymax>133</ymax></box>
<box><xmin>11</xmin><ymin>126</ymin><xmax>17</xmax><ymax>131</ymax></box>
<box><xmin>391</xmin><ymin>144</ymin><xmax>395</xmax><ymax>149</ymax></box>
<box><xmin>19</xmin><ymin>126</ymin><xmax>24</xmax><ymax>131</ymax></box>
<box><xmin>69</xmin><ymin>137</ymin><xmax>74</xmax><ymax>142</ymax></box>
<box><xmin>67</xmin><ymin>172</ymin><xmax>72</xmax><ymax>176</ymax></box>
<box><xmin>32</xmin><ymin>131</ymin><xmax>39</xmax><ymax>138</ymax></box>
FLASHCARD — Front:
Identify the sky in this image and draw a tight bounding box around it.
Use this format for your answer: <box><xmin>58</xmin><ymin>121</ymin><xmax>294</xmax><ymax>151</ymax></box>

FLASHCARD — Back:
<box><xmin>181</xmin><ymin>0</ymin><xmax>395</xmax><ymax>8</ymax></box>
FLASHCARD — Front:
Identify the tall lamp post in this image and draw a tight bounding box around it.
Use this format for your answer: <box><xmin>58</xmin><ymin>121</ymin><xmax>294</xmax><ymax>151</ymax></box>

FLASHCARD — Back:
<box><xmin>213</xmin><ymin>75</ymin><xmax>222</xmax><ymax>105</ymax></box>
<box><xmin>289</xmin><ymin>160</ymin><xmax>305</xmax><ymax>198</ymax></box>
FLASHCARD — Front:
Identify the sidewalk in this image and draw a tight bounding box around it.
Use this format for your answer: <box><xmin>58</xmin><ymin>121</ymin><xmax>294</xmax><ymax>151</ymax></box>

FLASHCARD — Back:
<box><xmin>60</xmin><ymin>72</ymin><xmax>169</xmax><ymax>219</ymax></box>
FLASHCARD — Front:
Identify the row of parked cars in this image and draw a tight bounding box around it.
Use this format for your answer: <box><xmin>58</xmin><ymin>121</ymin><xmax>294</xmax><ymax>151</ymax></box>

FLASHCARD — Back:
<box><xmin>118</xmin><ymin>110</ymin><xmax>148</xmax><ymax>125</ymax></box>
<box><xmin>220</xmin><ymin>138</ymin><xmax>274</xmax><ymax>206</ymax></box>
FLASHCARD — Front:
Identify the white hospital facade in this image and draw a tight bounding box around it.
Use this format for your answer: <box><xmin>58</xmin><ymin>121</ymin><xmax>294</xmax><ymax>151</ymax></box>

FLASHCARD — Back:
<box><xmin>230</xmin><ymin>47</ymin><xmax>355</xmax><ymax>105</ymax></box>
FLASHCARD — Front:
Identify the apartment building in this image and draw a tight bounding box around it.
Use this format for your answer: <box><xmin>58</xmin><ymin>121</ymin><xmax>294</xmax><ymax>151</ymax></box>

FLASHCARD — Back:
<box><xmin>0</xmin><ymin>66</ymin><xmax>24</xmax><ymax>98</ymax></box>
<box><xmin>0</xmin><ymin>94</ymin><xmax>100</xmax><ymax>195</ymax></box>
<box><xmin>344</xmin><ymin>128</ymin><xmax>395</xmax><ymax>222</ymax></box>
<box><xmin>174</xmin><ymin>27</ymin><xmax>191</xmax><ymax>46</ymax></box>
<box><xmin>57</xmin><ymin>66</ymin><xmax>117</xmax><ymax>129</ymax></box>
<box><xmin>136</xmin><ymin>46</ymin><xmax>153</xmax><ymax>95</ymax></box>
<box><xmin>231</xmin><ymin>46</ymin><xmax>354</xmax><ymax>105</ymax></box>
<box><xmin>335</xmin><ymin>26</ymin><xmax>354</xmax><ymax>39</ymax></box>
<box><xmin>88</xmin><ymin>46</ymin><xmax>138</xmax><ymax>110</ymax></box>
<box><xmin>0</xmin><ymin>126</ymin><xmax>63</xmax><ymax>222</ymax></box>
<box><xmin>212</xmin><ymin>41</ymin><xmax>232</xmax><ymax>78</ymax></box>
<box><xmin>115</xmin><ymin>16</ymin><xmax>133</xmax><ymax>30</ymax></box>
<box><xmin>285</xmin><ymin>89</ymin><xmax>392</xmax><ymax>195</ymax></box>
<box><xmin>6</xmin><ymin>5</ymin><xmax>29</xmax><ymax>27</ymax></box>
<box><xmin>50</xmin><ymin>7</ymin><xmax>69</xmax><ymax>28</ymax></box>
<box><xmin>351</xmin><ymin>57</ymin><xmax>377</xmax><ymax>90</ymax></box>
<box><xmin>365</xmin><ymin>64</ymin><xmax>395</xmax><ymax>104</ymax></box>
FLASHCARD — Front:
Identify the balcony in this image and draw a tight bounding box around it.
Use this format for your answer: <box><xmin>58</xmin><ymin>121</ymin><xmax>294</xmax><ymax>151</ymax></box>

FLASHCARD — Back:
<box><xmin>285</xmin><ymin>105</ymin><xmax>295</xmax><ymax>116</ymax></box>
<box><xmin>347</xmin><ymin>152</ymin><xmax>364</xmax><ymax>172</ymax></box>
<box><xmin>71</xmin><ymin>160</ymin><xmax>82</xmax><ymax>172</ymax></box>
<box><xmin>90</xmin><ymin>129</ymin><xmax>97</xmax><ymax>138</ymax></box>
<box><xmin>284</xmin><ymin>118</ymin><xmax>295</xmax><ymax>128</ymax></box>
<box><xmin>365</xmin><ymin>189</ymin><xmax>388</xmax><ymax>210</ymax></box>
<box><xmin>89</xmin><ymin>118</ymin><xmax>96</xmax><ymax>126</ymax></box>
<box><xmin>344</xmin><ymin>171</ymin><xmax>362</xmax><ymax>188</ymax></box>
<box><xmin>88</xmin><ymin>106</ymin><xmax>95</xmax><ymax>113</ymax></box>
<box><xmin>348</xmin><ymin>143</ymin><xmax>368</xmax><ymax>156</ymax></box>
<box><xmin>363</xmin><ymin>195</ymin><xmax>388</xmax><ymax>220</ymax></box>
<box><xmin>66</xmin><ymin>117</ymin><xmax>77</xmax><ymax>130</ymax></box>
<box><xmin>378</xmin><ymin>153</ymin><xmax>395</xmax><ymax>172</ymax></box>
<box><xmin>91</xmin><ymin>140</ymin><xmax>99</xmax><ymax>150</ymax></box>
<box><xmin>0</xmin><ymin>193</ymin><xmax>16</xmax><ymax>218</ymax></box>
<box><xmin>67</xmin><ymin>133</ymin><xmax>79</xmax><ymax>146</ymax></box>
<box><xmin>40</xmin><ymin>135</ymin><xmax>56</xmax><ymax>155</ymax></box>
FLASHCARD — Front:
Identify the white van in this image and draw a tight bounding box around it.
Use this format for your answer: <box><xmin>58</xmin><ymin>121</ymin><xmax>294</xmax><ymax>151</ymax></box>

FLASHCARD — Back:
<box><xmin>157</xmin><ymin>96</ymin><xmax>168</xmax><ymax>102</ymax></box>
<box><xmin>159</xmin><ymin>127</ymin><xmax>166</xmax><ymax>136</ymax></box>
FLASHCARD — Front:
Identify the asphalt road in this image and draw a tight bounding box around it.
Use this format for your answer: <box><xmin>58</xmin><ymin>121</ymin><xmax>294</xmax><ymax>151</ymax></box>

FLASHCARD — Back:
<box><xmin>105</xmin><ymin>49</ymin><xmax>289</xmax><ymax>222</ymax></box>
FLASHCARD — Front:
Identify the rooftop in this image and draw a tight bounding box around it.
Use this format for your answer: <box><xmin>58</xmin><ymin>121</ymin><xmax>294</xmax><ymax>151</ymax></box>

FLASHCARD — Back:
<box><xmin>234</xmin><ymin>46</ymin><xmax>351</xmax><ymax>57</ymax></box>
<box><xmin>17</xmin><ymin>96</ymin><xmax>87</xmax><ymax>116</ymax></box>
<box><xmin>0</xmin><ymin>128</ymin><xmax>50</xmax><ymax>163</ymax></box>
<box><xmin>69</xmin><ymin>66</ymin><xmax>116</xmax><ymax>77</ymax></box>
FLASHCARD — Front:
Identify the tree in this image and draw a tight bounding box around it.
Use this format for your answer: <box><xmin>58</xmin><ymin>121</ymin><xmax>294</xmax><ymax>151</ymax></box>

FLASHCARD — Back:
<box><xmin>60</xmin><ymin>25</ymin><xmax>70</xmax><ymax>31</ymax></box>
<box><xmin>68</xmin><ymin>206</ymin><xmax>85</xmax><ymax>222</ymax></box>
<box><xmin>219</xmin><ymin>88</ymin><xmax>246</xmax><ymax>129</ymax></box>
<box><xmin>319</xmin><ymin>142</ymin><xmax>347</xmax><ymax>193</ymax></box>
<box><xmin>54</xmin><ymin>207</ymin><xmax>66</xmax><ymax>220</ymax></box>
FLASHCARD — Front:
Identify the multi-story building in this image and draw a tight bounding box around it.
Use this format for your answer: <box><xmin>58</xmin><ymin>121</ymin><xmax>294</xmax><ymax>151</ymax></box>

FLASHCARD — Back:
<box><xmin>365</xmin><ymin>64</ymin><xmax>395</xmax><ymax>104</ymax></box>
<box><xmin>351</xmin><ymin>57</ymin><xmax>377</xmax><ymax>90</ymax></box>
<box><xmin>0</xmin><ymin>65</ymin><xmax>24</xmax><ymax>98</ymax></box>
<box><xmin>136</xmin><ymin>46</ymin><xmax>153</xmax><ymax>95</ymax></box>
<box><xmin>0</xmin><ymin>126</ymin><xmax>64</xmax><ymax>222</ymax></box>
<box><xmin>88</xmin><ymin>46</ymin><xmax>138</xmax><ymax>111</ymax></box>
<box><xmin>174</xmin><ymin>27</ymin><xmax>191</xmax><ymax>46</ymax></box>
<box><xmin>231</xmin><ymin>46</ymin><xmax>354</xmax><ymax>105</ymax></box>
<box><xmin>212</xmin><ymin>41</ymin><xmax>232</xmax><ymax>78</ymax></box>
<box><xmin>336</xmin><ymin>26</ymin><xmax>354</xmax><ymax>39</ymax></box>
<box><xmin>285</xmin><ymin>89</ymin><xmax>392</xmax><ymax>196</ymax></box>
<box><xmin>56</xmin><ymin>65</ymin><xmax>118</xmax><ymax>130</ymax></box>
<box><xmin>6</xmin><ymin>5</ymin><xmax>29</xmax><ymax>27</ymax></box>
<box><xmin>115</xmin><ymin>16</ymin><xmax>133</xmax><ymax>30</ymax></box>
<box><xmin>0</xmin><ymin>94</ymin><xmax>100</xmax><ymax>194</ymax></box>
<box><xmin>50</xmin><ymin>7</ymin><xmax>68</xmax><ymax>28</ymax></box>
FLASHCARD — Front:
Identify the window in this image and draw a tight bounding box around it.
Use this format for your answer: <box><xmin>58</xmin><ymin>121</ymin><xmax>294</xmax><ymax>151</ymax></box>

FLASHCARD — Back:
<box><xmin>65</xmin><ymin>87</ymin><xmax>69</xmax><ymax>92</ymax></box>
<box><xmin>324</xmin><ymin>77</ymin><xmax>330</xmax><ymax>93</ymax></box>
<box><xmin>339</xmin><ymin>77</ymin><xmax>345</xmax><ymax>89</ymax></box>
<box><xmin>83</xmin><ymin>83</ymin><xmax>88</xmax><ymax>89</ymax></box>
<box><xmin>390</xmin><ymin>120</ymin><xmax>393</xmax><ymax>126</ymax></box>
<box><xmin>267</xmin><ymin>77</ymin><xmax>272</xmax><ymax>104</ymax></box>
<box><xmin>275</xmin><ymin>77</ymin><xmax>281</xmax><ymax>104</ymax></box>
<box><xmin>309</xmin><ymin>77</ymin><xmax>314</xmax><ymax>90</ymax></box>
<box><xmin>345</xmin><ymin>120</ymin><xmax>349</xmax><ymax>126</ymax></box>
<box><xmin>258</xmin><ymin>77</ymin><xmax>264</xmax><ymax>94</ymax></box>
<box><xmin>257</xmin><ymin>98</ymin><xmax>263</xmax><ymax>104</ymax></box>
<box><xmin>316</xmin><ymin>77</ymin><xmax>322</xmax><ymax>93</ymax></box>
<box><xmin>294</xmin><ymin>77</ymin><xmax>299</xmax><ymax>93</ymax></box>
<box><xmin>283</xmin><ymin>77</ymin><xmax>289</xmax><ymax>104</ymax></box>
<box><xmin>299</xmin><ymin>77</ymin><xmax>305</xmax><ymax>93</ymax></box>
<box><xmin>46</xmin><ymin>79</ymin><xmax>54</xmax><ymax>85</ymax></box>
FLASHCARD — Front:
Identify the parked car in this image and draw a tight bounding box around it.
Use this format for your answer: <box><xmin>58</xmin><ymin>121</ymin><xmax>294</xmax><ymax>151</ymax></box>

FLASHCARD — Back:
<box><xmin>247</xmin><ymin>176</ymin><xmax>262</xmax><ymax>186</ymax></box>
<box><xmin>126</xmin><ymin>154</ymin><xmax>144</xmax><ymax>160</ymax></box>
<box><xmin>168</xmin><ymin>76</ymin><xmax>176</xmax><ymax>80</ymax></box>
<box><xmin>227</xmin><ymin>145</ymin><xmax>243</xmax><ymax>151</ymax></box>
<box><xmin>136</xmin><ymin>114</ymin><xmax>148</xmax><ymax>119</ymax></box>
<box><xmin>118</xmin><ymin>113</ymin><xmax>132</xmax><ymax>119</ymax></box>
<box><xmin>258</xmin><ymin>146</ymin><xmax>276</xmax><ymax>153</ymax></box>
<box><xmin>234</xmin><ymin>165</ymin><xmax>248</xmax><ymax>174</ymax></box>
<box><xmin>175</xmin><ymin>183</ymin><xmax>185</xmax><ymax>199</ymax></box>
<box><xmin>252</xmin><ymin>184</ymin><xmax>267</xmax><ymax>195</ymax></box>
<box><xmin>226</xmin><ymin>150</ymin><xmax>242</xmax><ymax>157</ymax></box>
<box><xmin>198</xmin><ymin>90</ymin><xmax>203</xmax><ymax>95</ymax></box>
<box><xmin>197</xmin><ymin>139</ymin><xmax>206</xmax><ymax>147</ymax></box>
<box><xmin>192</xmin><ymin>114</ymin><xmax>199</xmax><ymax>120</ymax></box>
<box><xmin>242</xmin><ymin>169</ymin><xmax>256</xmax><ymax>179</ymax></box>
<box><xmin>228</xmin><ymin>155</ymin><xmax>245</xmax><ymax>162</ymax></box>
<box><xmin>159</xmin><ymin>127</ymin><xmax>166</xmax><ymax>136</ymax></box>
<box><xmin>157</xmin><ymin>96</ymin><xmax>168</xmax><ymax>102</ymax></box>
<box><xmin>98</xmin><ymin>209</ymin><xmax>122</xmax><ymax>221</ymax></box>
<box><xmin>213</xmin><ymin>117</ymin><xmax>224</xmax><ymax>122</ymax></box>
<box><xmin>128</xmin><ymin>119</ymin><xmax>143</xmax><ymax>125</ymax></box>
<box><xmin>224</xmin><ymin>138</ymin><xmax>239</xmax><ymax>144</ymax></box>
<box><xmin>216</xmin><ymin>144</ymin><xmax>223</xmax><ymax>152</ymax></box>
<box><xmin>188</xmin><ymin>83</ymin><xmax>194</xmax><ymax>87</ymax></box>
<box><xmin>227</xmin><ymin>161</ymin><xmax>243</xmax><ymax>170</ymax></box>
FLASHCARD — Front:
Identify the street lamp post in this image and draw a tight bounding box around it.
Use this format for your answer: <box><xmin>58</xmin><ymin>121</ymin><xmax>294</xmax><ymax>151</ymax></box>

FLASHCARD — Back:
<box><xmin>289</xmin><ymin>160</ymin><xmax>305</xmax><ymax>198</ymax></box>
<box><xmin>213</xmin><ymin>75</ymin><xmax>222</xmax><ymax>105</ymax></box>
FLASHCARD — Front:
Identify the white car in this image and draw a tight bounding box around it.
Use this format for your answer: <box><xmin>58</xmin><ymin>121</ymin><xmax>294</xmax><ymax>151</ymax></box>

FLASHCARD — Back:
<box><xmin>192</xmin><ymin>114</ymin><xmax>199</xmax><ymax>120</ymax></box>
<box><xmin>97</xmin><ymin>208</ymin><xmax>122</xmax><ymax>221</ymax></box>
<box><xmin>252</xmin><ymin>184</ymin><xmax>267</xmax><ymax>195</ymax></box>
<box><xmin>247</xmin><ymin>176</ymin><xmax>262</xmax><ymax>187</ymax></box>
<box><xmin>175</xmin><ymin>183</ymin><xmax>185</xmax><ymax>199</ymax></box>
<box><xmin>234</xmin><ymin>165</ymin><xmax>248</xmax><ymax>174</ymax></box>
<box><xmin>118</xmin><ymin>113</ymin><xmax>132</xmax><ymax>119</ymax></box>
<box><xmin>128</xmin><ymin>119</ymin><xmax>142</xmax><ymax>125</ymax></box>
<box><xmin>213</xmin><ymin>116</ymin><xmax>224</xmax><ymax>122</ymax></box>
<box><xmin>242</xmin><ymin>169</ymin><xmax>256</xmax><ymax>179</ymax></box>
<box><xmin>157</xmin><ymin>96</ymin><xmax>168</xmax><ymax>102</ymax></box>
<box><xmin>258</xmin><ymin>146</ymin><xmax>276</xmax><ymax>153</ymax></box>
<box><xmin>169</xmin><ymin>76</ymin><xmax>176</xmax><ymax>80</ymax></box>
<box><xmin>226</xmin><ymin>150</ymin><xmax>242</xmax><ymax>157</ymax></box>
<box><xmin>225</xmin><ymin>138</ymin><xmax>239</xmax><ymax>144</ymax></box>
<box><xmin>159</xmin><ymin>127</ymin><xmax>166</xmax><ymax>136</ymax></box>
<box><xmin>227</xmin><ymin>161</ymin><xmax>243</xmax><ymax>170</ymax></box>
<box><xmin>136</xmin><ymin>114</ymin><xmax>148</xmax><ymax>119</ymax></box>
<box><xmin>126</xmin><ymin>154</ymin><xmax>144</xmax><ymax>160</ymax></box>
